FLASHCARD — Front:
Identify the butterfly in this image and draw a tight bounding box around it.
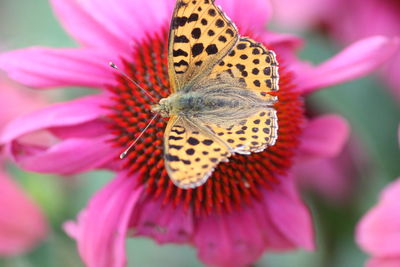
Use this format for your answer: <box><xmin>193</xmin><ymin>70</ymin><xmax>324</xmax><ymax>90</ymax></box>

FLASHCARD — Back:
<box><xmin>151</xmin><ymin>0</ymin><xmax>279</xmax><ymax>189</ymax></box>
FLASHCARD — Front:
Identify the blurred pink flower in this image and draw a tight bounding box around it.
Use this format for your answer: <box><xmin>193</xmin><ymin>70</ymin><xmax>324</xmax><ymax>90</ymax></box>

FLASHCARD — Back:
<box><xmin>270</xmin><ymin>0</ymin><xmax>400</xmax><ymax>102</ymax></box>
<box><xmin>293</xmin><ymin>115</ymin><xmax>351</xmax><ymax>202</ymax></box>
<box><xmin>0</xmin><ymin>77</ymin><xmax>48</xmax><ymax>256</ymax></box>
<box><xmin>0</xmin><ymin>167</ymin><xmax>48</xmax><ymax>256</ymax></box>
<box><xmin>293</xmin><ymin>115</ymin><xmax>371</xmax><ymax>203</ymax></box>
<box><xmin>356</xmin><ymin>178</ymin><xmax>400</xmax><ymax>267</ymax></box>
<box><xmin>0</xmin><ymin>0</ymin><xmax>397</xmax><ymax>266</ymax></box>
<box><xmin>329</xmin><ymin>0</ymin><xmax>400</xmax><ymax>102</ymax></box>
<box><xmin>270</xmin><ymin>0</ymin><xmax>335</xmax><ymax>30</ymax></box>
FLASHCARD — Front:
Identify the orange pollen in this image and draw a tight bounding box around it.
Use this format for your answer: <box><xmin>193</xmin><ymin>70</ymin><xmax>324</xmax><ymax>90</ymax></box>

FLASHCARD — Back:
<box><xmin>106</xmin><ymin>28</ymin><xmax>304</xmax><ymax>216</ymax></box>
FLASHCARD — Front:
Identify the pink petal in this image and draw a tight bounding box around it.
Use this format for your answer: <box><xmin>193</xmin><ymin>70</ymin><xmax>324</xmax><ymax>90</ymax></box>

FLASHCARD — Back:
<box><xmin>0</xmin><ymin>95</ymin><xmax>109</xmax><ymax>144</ymax></box>
<box><xmin>0</xmin><ymin>75</ymin><xmax>46</xmax><ymax>132</ymax></box>
<box><xmin>218</xmin><ymin>0</ymin><xmax>272</xmax><ymax>33</ymax></box>
<box><xmin>5</xmin><ymin>135</ymin><xmax>118</xmax><ymax>175</ymax></box>
<box><xmin>0</xmin><ymin>168</ymin><xmax>48</xmax><ymax>256</ymax></box>
<box><xmin>49</xmin><ymin>119</ymin><xmax>110</xmax><ymax>140</ymax></box>
<box><xmin>293</xmin><ymin>156</ymin><xmax>353</xmax><ymax>203</ymax></box>
<box><xmin>51</xmin><ymin>0</ymin><xmax>271</xmax><ymax>54</ymax></box>
<box><xmin>383</xmin><ymin>50</ymin><xmax>400</xmax><ymax>103</ymax></box>
<box><xmin>260</xmin><ymin>32</ymin><xmax>304</xmax><ymax>51</ymax></box>
<box><xmin>131</xmin><ymin>196</ymin><xmax>193</xmax><ymax>244</ymax></box>
<box><xmin>194</xmin><ymin>176</ymin><xmax>314</xmax><ymax>267</ymax></box>
<box><xmin>263</xmin><ymin>175</ymin><xmax>315</xmax><ymax>251</ymax></box>
<box><xmin>356</xmin><ymin>178</ymin><xmax>400</xmax><ymax>257</ymax></box>
<box><xmin>0</xmin><ymin>48</ymin><xmax>120</xmax><ymax>89</ymax></box>
<box><xmin>299</xmin><ymin>115</ymin><xmax>350</xmax><ymax>158</ymax></box>
<box><xmin>270</xmin><ymin>0</ymin><xmax>336</xmax><ymax>30</ymax></box>
<box><xmin>50</xmin><ymin>0</ymin><xmax>173</xmax><ymax>54</ymax></box>
<box><xmin>367</xmin><ymin>257</ymin><xmax>400</xmax><ymax>267</ymax></box>
<box><xmin>194</xmin><ymin>209</ymin><xmax>266</xmax><ymax>267</ymax></box>
<box><xmin>258</xmin><ymin>31</ymin><xmax>305</xmax><ymax>73</ymax></box>
<box><xmin>298</xmin><ymin>36</ymin><xmax>400</xmax><ymax>94</ymax></box>
<box><xmin>64</xmin><ymin>172</ymin><xmax>143</xmax><ymax>267</ymax></box>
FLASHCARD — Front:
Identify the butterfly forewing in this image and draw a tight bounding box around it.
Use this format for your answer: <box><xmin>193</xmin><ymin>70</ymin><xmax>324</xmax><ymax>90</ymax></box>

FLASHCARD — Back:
<box><xmin>210</xmin><ymin>37</ymin><xmax>279</xmax><ymax>100</ymax></box>
<box><xmin>168</xmin><ymin>0</ymin><xmax>239</xmax><ymax>91</ymax></box>
<box><xmin>164</xmin><ymin>115</ymin><xmax>231</xmax><ymax>189</ymax></box>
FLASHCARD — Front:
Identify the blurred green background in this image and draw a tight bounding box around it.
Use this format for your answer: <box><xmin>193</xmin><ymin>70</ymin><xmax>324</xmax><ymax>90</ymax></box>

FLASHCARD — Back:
<box><xmin>0</xmin><ymin>0</ymin><xmax>399</xmax><ymax>267</ymax></box>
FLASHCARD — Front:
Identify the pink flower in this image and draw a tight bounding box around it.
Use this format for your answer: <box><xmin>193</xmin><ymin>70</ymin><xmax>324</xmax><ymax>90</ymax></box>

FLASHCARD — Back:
<box><xmin>0</xmin><ymin>168</ymin><xmax>48</xmax><ymax>256</ymax></box>
<box><xmin>0</xmin><ymin>76</ymin><xmax>48</xmax><ymax>256</ymax></box>
<box><xmin>356</xmin><ymin>127</ymin><xmax>400</xmax><ymax>267</ymax></box>
<box><xmin>270</xmin><ymin>0</ymin><xmax>400</xmax><ymax>102</ymax></box>
<box><xmin>293</xmin><ymin>115</ymin><xmax>371</xmax><ymax>203</ymax></box>
<box><xmin>0</xmin><ymin>0</ymin><xmax>397</xmax><ymax>266</ymax></box>
<box><xmin>293</xmin><ymin>115</ymin><xmax>352</xmax><ymax>203</ymax></box>
<box><xmin>329</xmin><ymin>0</ymin><xmax>400</xmax><ymax>102</ymax></box>
<box><xmin>356</xmin><ymin>178</ymin><xmax>400</xmax><ymax>267</ymax></box>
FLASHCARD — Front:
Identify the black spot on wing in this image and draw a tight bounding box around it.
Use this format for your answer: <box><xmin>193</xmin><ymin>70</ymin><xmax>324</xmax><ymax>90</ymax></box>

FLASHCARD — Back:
<box><xmin>191</xmin><ymin>28</ymin><xmax>201</xmax><ymax>39</ymax></box>
<box><xmin>169</xmin><ymin>145</ymin><xmax>183</xmax><ymax>150</ymax></box>
<box><xmin>173</xmin><ymin>49</ymin><xmax>189</xmax><ymax>57</ymax></box>
<box><xmin>187</xmin><ymin>137</ymin><xmax>200</xmax><ymax>145</ymax></box>
<box><xmin>173</xmin><ymin>16</ymin><xmax>188</xmax><ymax>29</ymax></box>
<box><xmin>192</xmin><ymin>43</ymin><xmax>204</xmax><ymax>57</ymax></box>
<box><xmin>264</xmin><ymin>67</ymin><xmax>271</xmax><ymax>75</ymax></box>
<box><xmin>215</xmin><ymin>19</ymin><xmax>225</xmax><ymax>28</ymax></box>
<box><xmin>186</xmin><ymin>148</ymin><xmax>195</xmax><ymax>155</ymax></box>
<box><xmin>235</xmin><ymin>64</ymin><xmax>245</xmax><ymax>71</ymax></box>
<box><xmin>266</xmin><ymin>79</ymin><xmax>272</xmax><ymax>88</ymax></box>
<box><xmin>202</xmin><ymin>139</ymin><xmax>214</xmax><ymax>145</ymax></box>
<box><xmin>182</xmin><ymin>159</ymin><xmax>191</xmax><ymax>165</ymax></box>
<box><xmin>174</xmin><ymin>60</ymin><xmax>189</xmax><ymax>67</ymax></box>
<box><xmin>218</xmin><ymin>35</ymin><xmax>227</xmax><ymax>43</ymax></box>
<box><xmin>237</xmin><ymin>43</ymin><xmax>246</xmax><ymax>50</ymax></box>
<box><xmin>226</xmin><ymin>28</ymin><xmax>234</xmax><ymax>37</ymax></box>
<box><xmin>174</xmin><ymin>35</ymin><xmax>190</xmax><ymax>43</ymax></box>
<box><xmin>208</xmin><ymin>8</ymin><xmax>216</xmax><ymax>16</ymax></box>
<box><xmin>188</xmin><ymin>13</ymin><xmax>199</xmax><ymax>22</ymax></box>
<box><xmin>206</xmin><ymin>44</ymin><xmax>218</xmax><ymax>55</ymax></box>
<box><xmin>169</xmin><ymin>136</ymin><xmax>184</xmax><ymax>141</ymax></box>
<box><xmin>165</xmin><ymin>153</ymin><xmax>180</xmax><ymax>162</ymax></box>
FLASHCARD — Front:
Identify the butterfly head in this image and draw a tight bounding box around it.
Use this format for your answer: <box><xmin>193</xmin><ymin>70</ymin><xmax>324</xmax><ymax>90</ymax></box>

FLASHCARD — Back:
<box><xmin>151</xmin><ymin>97</ymin><xmax>171</xmax><ymax>118</ymax></box>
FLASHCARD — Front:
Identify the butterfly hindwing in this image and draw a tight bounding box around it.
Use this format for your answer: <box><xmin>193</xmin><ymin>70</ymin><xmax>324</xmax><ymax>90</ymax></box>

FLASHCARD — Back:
<box><xmin>168</xmin><ymin>0</ymin><xmax>239</xmax><ymax>91</ymax></box>
<box><xmin>164</xmin><ymin>115</ymin><xmax>231</xmax><ymax>189</ymax></box>
<box><xmin>206</xmin><ymin>108</ymin><xmax>278</xmax><ymax>154</ymax></box>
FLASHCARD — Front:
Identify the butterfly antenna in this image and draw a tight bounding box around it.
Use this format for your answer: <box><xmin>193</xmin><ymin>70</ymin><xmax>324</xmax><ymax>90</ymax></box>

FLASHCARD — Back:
<box><xmin>109</xmin><ymin>62</ymin><xmax>157</xmax><ymax>103</ymax></box>
<box><xmin>120</xmin><ymin>113</ymin><xmax>159</xmax><ymax>159</ymax></box>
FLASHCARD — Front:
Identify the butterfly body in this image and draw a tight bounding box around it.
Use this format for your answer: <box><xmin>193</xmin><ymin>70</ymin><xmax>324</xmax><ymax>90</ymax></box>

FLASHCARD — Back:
<box><xmin>155</xmin><ymin>0</ymin><xmax>280</xmax><ymax>189</ymax></box>
<box><xmin>152</xmin><ymin>78</ymin><xmax>276</xmax><ymax>125</ymax></box>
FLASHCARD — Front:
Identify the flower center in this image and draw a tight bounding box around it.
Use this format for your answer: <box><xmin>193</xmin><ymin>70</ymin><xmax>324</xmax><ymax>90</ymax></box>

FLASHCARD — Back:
<box><xmin>107</xmin><ymin>28</ymin><xmax>304</xmax><ymax>216</ymax></box>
